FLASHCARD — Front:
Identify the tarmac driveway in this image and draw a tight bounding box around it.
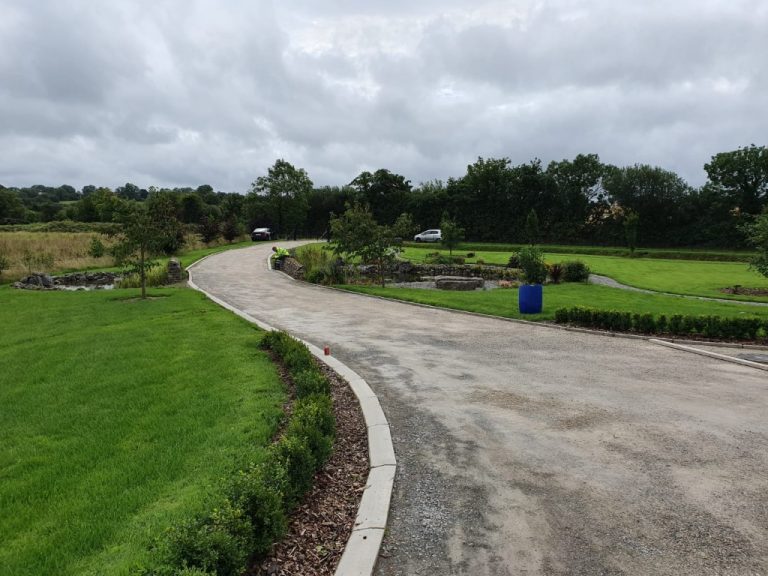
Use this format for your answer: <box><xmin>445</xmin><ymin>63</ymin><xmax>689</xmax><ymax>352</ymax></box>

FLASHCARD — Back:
<box><xmin>191</xmin><ymin>243</ymin><xmax>768</xmax><ymax>576</ymax></box>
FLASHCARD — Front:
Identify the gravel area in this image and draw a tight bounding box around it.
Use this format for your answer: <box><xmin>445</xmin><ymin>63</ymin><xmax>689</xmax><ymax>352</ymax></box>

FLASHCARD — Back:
<box><xmin>252</xmin><ymin>364</ymin><xmax>368</xmax><ymax>576</ymax></box>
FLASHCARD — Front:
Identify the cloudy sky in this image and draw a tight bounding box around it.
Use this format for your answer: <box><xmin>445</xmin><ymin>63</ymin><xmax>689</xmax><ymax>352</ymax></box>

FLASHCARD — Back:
<box><xmin>1</xmin><ymin>0</ymin><xmax>766</xmax><ymax>192</ymax></box>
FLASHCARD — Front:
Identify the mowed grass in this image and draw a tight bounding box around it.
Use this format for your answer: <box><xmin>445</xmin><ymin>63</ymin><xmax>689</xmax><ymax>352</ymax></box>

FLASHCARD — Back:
<box><xmin>340</xmin><ymin>283</ymin><xmax>768</xmax><ymax>322</ymax></box>
<box><xmin>0</xmin><ymin>287</ymin><xmax>285</xmax><ymax>576</ymax></box>
<box><xmin>401</xmin><ymin>247</ymin><xmax>768</xmax><ymax>302</ymax></box>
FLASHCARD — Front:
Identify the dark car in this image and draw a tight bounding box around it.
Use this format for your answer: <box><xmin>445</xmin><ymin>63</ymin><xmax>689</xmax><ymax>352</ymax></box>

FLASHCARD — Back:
<box><xmin>251</xmin><ymin>227</ymin><xmax>272</xmax><ymax>241</ymax></box>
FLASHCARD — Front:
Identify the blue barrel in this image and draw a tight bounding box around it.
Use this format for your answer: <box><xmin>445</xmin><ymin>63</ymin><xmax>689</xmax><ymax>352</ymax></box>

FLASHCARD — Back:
<box><xmin>518</xmin><ymin>284</ymin><xmax>543</xmax><ymax>314</ymax></box>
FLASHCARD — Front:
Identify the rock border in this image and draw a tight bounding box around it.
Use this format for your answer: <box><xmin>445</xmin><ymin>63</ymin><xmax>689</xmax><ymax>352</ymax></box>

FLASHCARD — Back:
<box><xmin>187</xmin><ymin>252</ymin><xmax>396</xmax><ymax>576</ymax></box>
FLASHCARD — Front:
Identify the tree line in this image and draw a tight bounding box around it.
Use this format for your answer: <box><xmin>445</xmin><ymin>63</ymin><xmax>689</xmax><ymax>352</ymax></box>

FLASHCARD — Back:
<box><xmin>1</xmin><ymin>145</ymin><xmax>766</xmax><ymax>248</ymax></box>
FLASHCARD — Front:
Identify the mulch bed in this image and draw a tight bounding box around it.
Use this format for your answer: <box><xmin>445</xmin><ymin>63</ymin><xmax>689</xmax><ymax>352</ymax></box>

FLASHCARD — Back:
<box><xmin>251</xmin><ymin>363</ymin><xmax>369</xmax><ymax>576</ymax></box>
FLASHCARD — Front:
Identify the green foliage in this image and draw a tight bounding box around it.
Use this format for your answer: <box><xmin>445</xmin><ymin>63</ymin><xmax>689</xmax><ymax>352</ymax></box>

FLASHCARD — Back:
<box><xmin>198</xmin><ymin>215</ymin><xmax>221</xmax><ymax>244</ymax></box>
<box><xmin>507</xmin><ymin>252</ymin><xmax>520</xmax><ymax>268</ymax></box>
<box><xmin>252</xmin><ymin>159</ymin><xmax>313</xmax><ymax>238</ymax></box>
<box><xmin>118</xmin><ymin>265</ymin><xmax>169</xmax><ymax>288</ymax></box>
<box><xmin>423</xmin><ymin>251</ymin><xmax>465</xmax><ymax>265</ymax></box>
<box><xmin>554</xmin><ymin>306</ymin><xmax>766</xmax><ymax>341</ymax></box>
<box><xmin>293</xmin><ymin>369</ymin><xmax>331</xmax><ymax>397</ymax></box>
<box><xmin>293</xmin><ymin>244</ymin><xmax>345</xmax><ymax>285</ymax></box>
<box><xmin>517</xmin><ymin>246</ymin><xmax>547</xmax><ymax>284</ymax></box>
<box><xmin>624</xmin><ymin>211</ymin><xmax>640</xmax><ymax>254</ymax></box>
<box><xmin>391</xmin><ymin>212</ymin><xmax>417</xmax><ymax>243</ymax></box>
<box><xmin>440</xmin><ymin>213</ymin><xmax>464</xmax><ymax>255</ymax></box>
<box><xmin>742</xmin><ymin>210</ymin><xmax>768</xmax><ymax>278</ymax></box>
<box><xmin>705</xmin><ymin>145</ymin><xmax>768</xmax><ymax>215</ymax></box>
<box><xmin>88</xmin><ymin>235</ymin><xmax>106</xmax><ymax>258</ymax></box>
<box><xmin>221</xmin><ymin>217</ymin><xmax>242</xmax><ymax>243</ymax></box>
<box><xmin>547</xmin><ymin>262</ymin><xmax>564</xmax><ymax>284</ymax></box>
<box><xmin>330</xmin><ymin>202</ymin><xmax>399</xmax><ymax>287</ymax></box>
<box><xmin>0</xmin><ymin>252</ymin><xmax>8</xmax><ymax>278</ymax></box>
<box><xmin>159</xmin><ymin>500</ymin><xmax>253</xmax><ymax>576</ymax></box>
<box><xmin>561</xmin><ymin>260</ymin><xmax>591</xmax><ymax>282</ymax></box>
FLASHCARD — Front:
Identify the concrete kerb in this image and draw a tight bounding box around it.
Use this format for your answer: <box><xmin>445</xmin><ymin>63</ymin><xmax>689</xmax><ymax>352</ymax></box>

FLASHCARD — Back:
<box><xmin>649</xmin><ymin>339</ymin><xmax>768</xmax><ymax>372</ymax></box>
<box><xmin>187</xmin><ymin>253</ymin><xmax>396</xmax><ymax>576</ymax></box>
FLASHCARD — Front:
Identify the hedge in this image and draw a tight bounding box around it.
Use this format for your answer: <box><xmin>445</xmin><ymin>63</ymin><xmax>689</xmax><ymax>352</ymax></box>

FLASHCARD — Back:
<box><xmin>554</xmin><ymin>306</ymin><xmax>767</xmax><ymax>341</ymax></box>
<box><xmin>141</xmin><ymin>331</ymin><xmax>335</xmax><ymax>576</ymax></box>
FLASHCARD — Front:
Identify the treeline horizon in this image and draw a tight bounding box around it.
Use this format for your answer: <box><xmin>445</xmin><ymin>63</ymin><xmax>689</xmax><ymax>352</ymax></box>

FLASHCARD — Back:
<box><xmin>1</xmin><ymin>144</ymin><xmax>766</xmax><ymax>248</ymax></box>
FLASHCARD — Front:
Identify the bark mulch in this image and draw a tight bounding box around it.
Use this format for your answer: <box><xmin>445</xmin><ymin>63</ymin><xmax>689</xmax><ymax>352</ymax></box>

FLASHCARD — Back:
<box><xmin>251</xmin><ymin>363</ymin><xmax>369</xmax><ymax>576</ymax></box>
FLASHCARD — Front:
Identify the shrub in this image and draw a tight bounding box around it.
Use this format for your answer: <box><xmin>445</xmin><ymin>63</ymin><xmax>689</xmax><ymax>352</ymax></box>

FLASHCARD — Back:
<box><xmin>229</xmin><ymin>465</ymin><xmax>287</xmax><ymax>557</ymax></box>
<box><xmin>161</xmin><ymin>499</ymin><xmax>254</xmax><ymax>576</ymax></box>
<box><xmin>293</xmin><ymin>369</ymin><xmax>330</xmax><ymax>398</ymax></box>
<box><xmin>270</xmin><ymin>435</ymin><xmax>316</xmax><ymax>509</ymax></box>
<box><xmin>466</xmin><ymin>252</ymin><xmax>475</xmax><ymax>258</ymax></box>
<box><xmin>561</xmin><ymin>260</ymin><xmax>590</xmax><ymax>282</ymax></box>
<box><xmin>287</xmin><ymin>395</ymin><xmax>335</xmax><ymax>466</ymax></box>
<box><xmin>554</xmin><ymin>307</ymin><xmax>765</xmax><ymax>341</ymax></box>
<box><xmin>88</xmin><ymin>236</ymin><xmax>106</xmax><ymax>258</ymax></box>
<box><xmin>517</xmin><ymin>246</ymin><xmax>547</xmax><ymax>284</ymax></box>
<box><xmin>507</xmin><ymin>252</ymin><xmax>520</xmax><ymax>268</ymax></box>
<box><xmin>547</xmin><ymin>262</ymin><xmax>564</xmax><ymax>284</ymax></box>
<box><xmin>118</xmin><ymin>265</ymin><xmax>168</xmax><ymax>288</ymax></box>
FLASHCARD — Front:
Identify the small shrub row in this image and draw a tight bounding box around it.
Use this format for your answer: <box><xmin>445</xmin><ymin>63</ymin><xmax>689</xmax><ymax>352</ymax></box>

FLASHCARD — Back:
<box><xmin>424</xmin><ymin>251</ymin><xmax>465</xmax><ymax>265</ymax></box>
<box><xmin>141</xmin><ymin>332</ymin><xmax>335</xmax><ymax>576</ymax></box>
<box><xmin>554</xmin><ymin>306</ymin><xmax>766</xmax><ymax>341</ymax></box>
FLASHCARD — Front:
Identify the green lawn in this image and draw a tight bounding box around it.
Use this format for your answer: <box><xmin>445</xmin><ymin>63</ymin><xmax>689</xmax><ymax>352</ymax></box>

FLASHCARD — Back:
<box><xmin>401</xmin><ymin>247</ymin><xmax>768</xmax><ymax>302</ymax></box>
<box><xmin>0</xmin><ymin>287</ymin><xmax>285</xmax><ymax>576</ymax></box>
<box><xmin>340</xmin><ymin>283</ymin><xmax>768</xmax><ymax>322</ymax></box>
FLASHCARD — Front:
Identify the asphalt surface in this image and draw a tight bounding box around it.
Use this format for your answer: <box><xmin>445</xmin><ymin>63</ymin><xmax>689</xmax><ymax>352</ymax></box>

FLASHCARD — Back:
<box><xmin>192</xmin><ymin>243</ymin><xmax>768</xmax><ymax>576</ymax></box>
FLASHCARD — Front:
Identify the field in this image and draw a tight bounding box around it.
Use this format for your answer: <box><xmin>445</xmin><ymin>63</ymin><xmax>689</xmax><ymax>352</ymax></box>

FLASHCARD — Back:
<box><xmin>340</xmin><ymin>283</ymin><xmax>768</xmax><ymax>322</ymax></box>
<box><xmin>0</xmin><ymin>287</ymin><xmax>285</xmax><ymax>576</ymax></box>
<box><xmin>401</xmin><ymin>246</ymin><xmax>768</xmax><ymax>302</ymax></box>
<box><xmin>0</xmin><ymin>230</ymin><xmax>251</xmax><ymax>282</ymax></box>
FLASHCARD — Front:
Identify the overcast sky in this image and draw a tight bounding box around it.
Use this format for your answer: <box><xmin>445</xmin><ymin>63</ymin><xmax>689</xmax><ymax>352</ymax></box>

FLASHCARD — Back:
<box><xmin>1</xmin><ymin>0</ymin><xmax>766</xmax><ymax>192</ymax></box>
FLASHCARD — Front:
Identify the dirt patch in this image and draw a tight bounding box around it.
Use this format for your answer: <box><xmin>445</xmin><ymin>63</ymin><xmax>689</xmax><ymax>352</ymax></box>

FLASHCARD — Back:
<box><xmin>720</xmin><ymin>286</ymin><xmax>768</xmax><ymax>297</ymax></box>
<box><xmin>252</xmin><ymin>364</ymin><xmax>368</xmax><ymax>576</ymax></box>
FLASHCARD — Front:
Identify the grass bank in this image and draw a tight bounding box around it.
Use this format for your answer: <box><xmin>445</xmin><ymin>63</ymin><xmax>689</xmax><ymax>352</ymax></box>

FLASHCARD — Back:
<box><xmin>0</xmin><ymin>287</ymin><xmax>285</xmax><ymax>576</ymax></box>
<box><xmin>339</xmin><ymin>283</ymin><xmax>768</xmax><ymax>322</ymax></box>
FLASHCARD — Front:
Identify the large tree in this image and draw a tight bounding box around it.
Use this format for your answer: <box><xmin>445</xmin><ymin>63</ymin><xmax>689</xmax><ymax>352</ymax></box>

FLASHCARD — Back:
<box><xmin>350</xmin><ymin>169</ymin><xmax>411</xmax><ymax>226</ymax></box>
<box><xmin>705</xmin><ymin>145</ymin><xmax>768</xmax><ymax>215</ymax></box>
<box><xmin>252</xmin><ymin>159</ymin><xmax>312</xmax><ymax>239</ymax></box>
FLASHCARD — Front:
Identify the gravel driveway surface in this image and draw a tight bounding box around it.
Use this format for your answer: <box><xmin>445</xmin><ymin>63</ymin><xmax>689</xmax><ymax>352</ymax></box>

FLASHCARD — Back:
<box><xmin>192</xmin><ymin>243</ymin><xmax>768</xmax><ymax>576</ymax></box>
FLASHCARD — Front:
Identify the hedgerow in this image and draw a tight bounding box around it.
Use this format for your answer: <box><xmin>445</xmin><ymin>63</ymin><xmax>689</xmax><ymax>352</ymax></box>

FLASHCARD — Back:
<box><xmin>140</xmin><ymin>331</ymin><xmax>335</xmax><ymax>576</ymax></box>
<box><xmin>554</xmin><ymin>306</ymin><xmax>766</xmax><ymax>341</ymax></box>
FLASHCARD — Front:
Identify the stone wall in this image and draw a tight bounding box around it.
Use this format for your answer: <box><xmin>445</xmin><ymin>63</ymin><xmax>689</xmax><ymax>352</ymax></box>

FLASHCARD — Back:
<box><xmin>278</xmin><ymin>257</ymin><xmax>305</xmax><ymax>280</ymax></box>
<box><xmin>356</xmin><ymin>261</ymin><xmax>520</xmax><ymax>282</ymax></box>
<box><xmin>14</xmin><ymin>272</ymin><xmax>121</xmax><ymax>290</ymax></box>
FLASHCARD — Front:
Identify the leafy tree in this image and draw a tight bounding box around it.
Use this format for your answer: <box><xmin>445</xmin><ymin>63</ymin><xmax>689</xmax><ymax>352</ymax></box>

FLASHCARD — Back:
<box><xmin>525</xmin><ymin>209</ymin><xmax>539</xmax><ymax>245</ymax></box>
<box><xmin>113</xmin><ymin>203</ymin><xmax>180</xmax><ymax>299</ymax></box>
<box><xmin>222</xmin><ymin>216</ymin><xmax>242</xmax><ymax>243</ymax></box>
<box><xmin>624</xmin><ymin>211</ymin><xmax>640</xmax><ymax>254</ymax></box>
<box><xmin>350</xmin><ymin>169</ymin><xmax>412</xmax><ymax>226</ymax></box>
<box><xmin>391</xmin><ymin>212</ymin><xmax>417</xmax><ymax>243</ymax></box>
<box><xmin>199</xmin><ymin>214</ymin><xmax>222</xmax><ymax>244</ymax></box>
<box><xmin>329</xmin><ymin>203</ymin><xmax>398</xmax><ymax>287</ymax></box>
<box><xmin>518</xmin><ymin>246</ymin><xmax>547</xmax><ymax>284</ymax></box>
<box><xmin>0</xmin><ymin>188</ymin><xmax>26</xmax><ymax>223</ymax></box>
<box><xmin>705</xmin><ymin>145</ymin><xmax>768</xmax><ymax>215</ymax></box>
<box><xmin>181</xmin><ymin>193</ymin><xmax>205</xmax><ymax>224</ymax></box>
<box><xmin>252</xmin><ymin>160</ymin><xmax>312</xmax><ymax>239</ymax></box>
<box><xmin>439</xmin><ymin>214</ymin><xmax>464</xmax><ymax>255</ymax></box>
<box><xmin>742</xmin><ymin>210</ymin><xmax>768</xmax><ymax>278</ymax></box>
<box><xmin>145</xmin><ymin>191</ymin><xmax>185</xmax><ymax>254</ymax></box>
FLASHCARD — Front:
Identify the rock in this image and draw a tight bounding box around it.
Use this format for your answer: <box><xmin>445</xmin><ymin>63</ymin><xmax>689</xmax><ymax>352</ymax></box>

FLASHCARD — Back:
<box><xmin>435</xmin><ymin>276</ymin><xmax>484</xmax><ymax>290</ymax></box>
<box><xmin>167</xmin><ymin>258</ymin><xmax>183</xmax><ymax>283</ymax></box>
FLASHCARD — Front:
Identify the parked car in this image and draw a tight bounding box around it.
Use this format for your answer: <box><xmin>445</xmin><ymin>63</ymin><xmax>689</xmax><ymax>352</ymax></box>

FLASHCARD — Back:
<box><xmin>251</xmin><ymin>227</ymin><xmax>272</xmax><ymax>241</ymax></box>
<box><xmin>414</xmin><ymin>229</ymin><xmax>442</xmax><ymax>242</ymax></box>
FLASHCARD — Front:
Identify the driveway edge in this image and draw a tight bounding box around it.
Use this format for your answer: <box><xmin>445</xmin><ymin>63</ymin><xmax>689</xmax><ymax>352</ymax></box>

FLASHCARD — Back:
<box><xmin>648</xmin><ymin>338</ymin><xmax>768</xmax><ymax>372</ymax></box>
<box><xmin>187</xmin><ymin>254</ymin><xmax>395</xmax><ymax>576</ymax></box>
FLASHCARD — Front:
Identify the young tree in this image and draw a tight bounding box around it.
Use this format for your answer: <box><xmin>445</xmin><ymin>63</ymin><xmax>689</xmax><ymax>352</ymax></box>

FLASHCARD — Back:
<box><xmin>330</xmin><ymin>203</ymin><xmax>398</xmax><ymax>287</ymax></box>
<box><xmin>525</xmin><ymin>209</ymin><xmax>540</xmax><ymax>245</ymax></box>
<box><xmin>624</xmin><ymin>211</ymin><xmax>640</xmax><ymax>254</ymax></box>
<box><xmin>113</xmin><ymin>203</ymin><xmax>181</xmax><ymax>299</ymax></box>
<box><xmin>252</xmin><ymin>159</ymin><xmax>312</xmax><ymax>239</ymax></box>
<box><xmin>391</xmin><ymin>212</ymin><xmax>417</xmax><ymax>244</ymax></box>
<box><xmin>222</xmin><ymin>216</ymin><xmax>242</xmax><ymax>243</ymax></box>
<box><xmin>440</xmin><ymin>213</ymin><xmax>464</xmax><ymax>256</ymax></box>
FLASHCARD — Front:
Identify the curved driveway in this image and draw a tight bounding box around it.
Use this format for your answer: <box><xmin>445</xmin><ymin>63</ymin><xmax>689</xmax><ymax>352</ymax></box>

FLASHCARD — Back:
<box><xmin>192</xmin><ymin>243</ymin><xmax>768</xmax><ymax>576</ymax></box>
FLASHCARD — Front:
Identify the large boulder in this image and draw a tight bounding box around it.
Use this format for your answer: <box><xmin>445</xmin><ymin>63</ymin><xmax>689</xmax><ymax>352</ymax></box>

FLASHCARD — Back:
<box><xmin>435</xmin><ymin>275</ymin><xmax>484</xmax><ymax>290</ymax></box>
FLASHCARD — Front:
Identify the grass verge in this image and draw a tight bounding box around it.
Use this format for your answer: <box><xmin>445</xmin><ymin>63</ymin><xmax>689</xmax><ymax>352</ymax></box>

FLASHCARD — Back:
<box><xmin>0</xmin><ymin>287</ymin><xmax>286</xmax><ymax>576</ymax></box>
<box><xmin>338</xmin><ymin>283</ymin><xmax>768</xmax><ymax>322</ymax></box>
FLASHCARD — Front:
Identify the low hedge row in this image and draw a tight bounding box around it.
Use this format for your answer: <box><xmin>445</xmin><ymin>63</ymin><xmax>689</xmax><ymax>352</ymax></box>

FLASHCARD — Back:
<box><xmin>141</xmin><ymin>331</ymin><xmax>335</xmax><ymax>576</ymax></box>
<box><xmin>554</xmin><ymin>306</ymin><xmax>767</xmax><ymax>341</ymax></box>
